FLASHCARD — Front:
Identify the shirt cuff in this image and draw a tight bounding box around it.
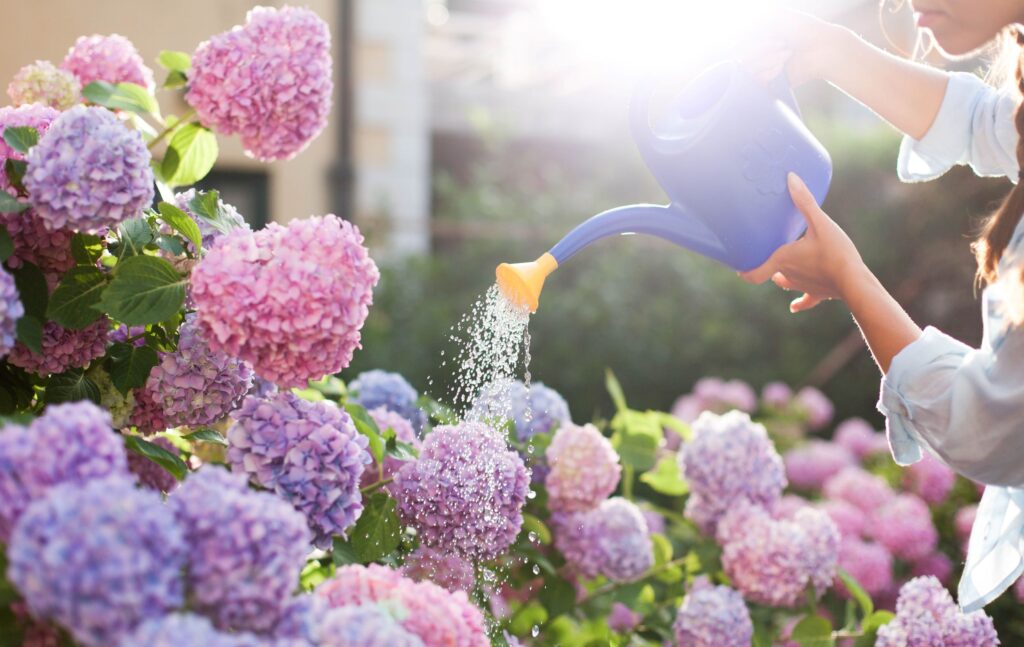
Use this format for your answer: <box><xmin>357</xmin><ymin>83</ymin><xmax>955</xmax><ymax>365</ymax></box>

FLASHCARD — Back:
<box><xmin>897</xmin><ymin>72</ymin><xmax>987</xmax><ymax>183</ymax></box>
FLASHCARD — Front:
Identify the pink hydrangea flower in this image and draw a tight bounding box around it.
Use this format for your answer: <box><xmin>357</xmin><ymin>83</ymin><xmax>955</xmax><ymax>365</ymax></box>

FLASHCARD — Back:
<box><xmin>60</xmin><ymin>34</ymin><xmax>154</xmax><ymax>90</ymax></box>
<box><xmin>836</xmin><ymin>537</ymin><xmax>893</xmax><ymax>597</ymax></box>
<box><xmin>187</xmin><ymin>6</ymin><xmax>332</xmax><ymax>161</ymax></box>
<box><xmin>784</xmin><ymin>440</ymin><xmax>855</xmax><ymax>491</ymax></box>
<box><xmin>9</xmin><ymin>319</ymin><xmax>108</xmax><ymax>376</ymax></box>
<box><xmin>876</xmin><ymin>577</ymin><xmax>998</xmax><ymax>647</ymax></box>
<box><xmin>544</xmin><ymin>422</ymin><xmax>620</xmax><ymax>512</ymax></box>
<box><xmin>905</xmin><ymin>454</ymin><xmax>955</xmax><ymax>505</ymax></box>
<box><xmin>868</xmin><ymin>494</ymin><xmax>938</xmax><ymax>562</ymax></box>
<box><xmin>822</xmin><ymin>466</ymin><xmax>895</xmax><ymax>513</ymax></box>
<box><xmin>795</xmin><ymin>386</ymin><xmax>834</xmax><ymax>430</ymax></box>
<box><xmin>0</xmin><ymin>211</ymin><xmax>75</xmax><ymax>290</ymax></box>
<box><xmin>816</xmin><ymin>499</ymin><xmax>866</xmax><ymax>539</ymax></box>
<box><xmin>912</xmin><ymin>552</ymin><xmax>953</xmax><ymax>586</ymax></box>
<box><xmin>7</xmin><ymin>60</ymin><xmax>81</xmax><ymax>110</ymax></box>
<box><xmin>401</xmin><ymin>545</ymin><xmax>475</xmax><ymax>593</ymax></box>
<box><xmin>608</xmin><ymin>603</ymin><xmax>641</xmax><ymax>633</ymax></box>
<box><xmin>0</xmin><ymin>103</ymin><xmax>59</xmax><ymax>194</ymax></box>
<box><xmin>129</xmin><ymin>382</ymin><xmax>169</xmax><ymax>435</ymax></box>
<box><xmin>553</xmin><ymin>497</ymin><xmax>654</xmax><ymax>583</ymax></box>
<box><xmin>672</xmin><ymin>576</ymin><xmax>752</xmax><ymax>647</ymax></box>
<box><xmin>833</xmin><ymin>417</ymin><xmax>889</xmax><ymax>460</ymax></box>
<box><xmin>191</xmin><ymin>214</ymin><xmax>379</xmax><ymax>388</ymax></box>
<box><xmin>761</xmin><ymin>381</ymin><xmax>793</xmax><ymax>408</ymax></box>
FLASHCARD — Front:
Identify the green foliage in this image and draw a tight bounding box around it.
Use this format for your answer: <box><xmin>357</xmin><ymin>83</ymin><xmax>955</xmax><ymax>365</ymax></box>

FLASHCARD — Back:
<box><xmin>161</xmin><ymin>123</ymin><xmax>218</xmax><ymax>187</ymax></box>
<box><xmin>334</xmin><ymin>493</ymin><xmax>401</xmax><ymax>564</ymax></box>
<box><xmin>46</xmin><ymin>267</ymin><xmax>107</xmax><ymax>329</ymax></box>
<box><xmin>44</xmin><ymin>368</ymin><xmax>100</xmax><ymax>405</ymax></box>
<box><xmin>639</xmin><ymin>456</ymin><xmax>688</xmax><ymax>496</ymax></box>
<box><xmin>791</xmin><ymin>615</ymin><xmax>834</xmax><ymax>647</ymax></box>
<box><xmin>11</xmin><ymin>262</ymin><xmax>47</xmax><ymax>354</ymax></box>
<box><xmin>106</xmin><ymin>342</ymin><xmax>159</xmax><ymax>394</ymax></box>
<box><xmin>182</xmin><ymin>428</ymin><xmax>228</xmax><ymax>446</ymax></box>
<box><xmin>98</xmin><ymin>255</ymin><xmax>186</xmax><ymax>326</ymax></box>
<box><xmin>82</xmin><ymin>81</ymin><xmax>161</xmax><ymax>119</ymax></box>
<box><xmin>124</xmin><ymin>435</ymin><xmax>188</xmax><ymax>480</ymax></box>
<box><xmin>0</xmin><ymin>190</ymin><xmax>27</xmax><ymax>214</ymax></box>
<box><xmin>156</xmin><ymin>202</ymin><xmax>202</xmax><ymax>253</ymax></box>
<box><xmin>2</xmin><ymin>126</ymin><xmax>38</xmax><ymax>154</ymax></box>
<box><xmin>346</xmin><ymin>402</ymin><xmax>385</xmax><ymax>465</ymax></box>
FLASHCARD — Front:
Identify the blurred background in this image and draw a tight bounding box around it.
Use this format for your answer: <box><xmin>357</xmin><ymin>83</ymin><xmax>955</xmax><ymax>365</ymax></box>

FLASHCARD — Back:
<box><xmin>2</xmin><ymin>0</ymin><xmax>1011</xmax><ymax>424</ymax></box>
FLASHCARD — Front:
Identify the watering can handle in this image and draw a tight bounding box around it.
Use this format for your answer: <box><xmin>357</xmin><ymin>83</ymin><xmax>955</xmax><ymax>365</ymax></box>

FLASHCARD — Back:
<box><xmin>767</xmin><ymin>70</ymin><xmax>801</xmax><ymax>118</ymax></box>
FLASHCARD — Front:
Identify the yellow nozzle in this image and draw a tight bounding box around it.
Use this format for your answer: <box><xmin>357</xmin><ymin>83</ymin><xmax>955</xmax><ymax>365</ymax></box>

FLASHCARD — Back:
<box><xmin>496</xmin><ymin>252</ymin><xmax>558</xmax><ymax>313</ymax></box>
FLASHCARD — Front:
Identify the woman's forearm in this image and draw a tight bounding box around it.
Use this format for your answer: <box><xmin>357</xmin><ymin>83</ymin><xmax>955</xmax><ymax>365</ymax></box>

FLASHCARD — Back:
<box><xmin>824</xmin><ymin>28</ymin><xmax>950</xmax><ymax>140</ymax></box>
<box><xmin>840</xmin><ymin>264</ymin><xmax>923</xmax><ymax>374</ymax></box>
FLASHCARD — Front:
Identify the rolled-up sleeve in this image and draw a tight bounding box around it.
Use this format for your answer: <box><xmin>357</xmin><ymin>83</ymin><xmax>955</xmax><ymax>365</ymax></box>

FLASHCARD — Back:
<box><xmin>878</xmin><ymin>325</ymin><xmax>1024</xmax><ymax>487</ymax></box>
<box><xmin>898</xmin><ymin>71</ymin><xmax>1020</xmax><ymax>183</ymax></box>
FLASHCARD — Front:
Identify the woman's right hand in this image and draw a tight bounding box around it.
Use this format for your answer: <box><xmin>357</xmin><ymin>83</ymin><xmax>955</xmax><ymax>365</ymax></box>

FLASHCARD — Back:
<box><xmin>740</xmin><ymin>9</ymin><xmax>856</xmax><ymax>87</ymax></box>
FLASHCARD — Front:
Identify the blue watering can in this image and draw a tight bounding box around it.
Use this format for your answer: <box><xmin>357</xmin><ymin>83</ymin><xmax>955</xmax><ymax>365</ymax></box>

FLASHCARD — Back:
<box><xmin>496</xmin><ymin>60</ymin><xmax>833</xmax><ymax>312</ymax></box>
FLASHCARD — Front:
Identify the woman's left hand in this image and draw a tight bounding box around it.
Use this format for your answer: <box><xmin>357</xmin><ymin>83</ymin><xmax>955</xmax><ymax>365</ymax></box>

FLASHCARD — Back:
<box><xmin>740</xmin><ymin>172</ymin><xmax>867</xmax><ymax>312</ymax></box>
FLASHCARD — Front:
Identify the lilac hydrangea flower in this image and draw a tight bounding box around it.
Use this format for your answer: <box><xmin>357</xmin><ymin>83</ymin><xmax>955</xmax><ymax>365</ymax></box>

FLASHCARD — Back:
<box><xmin>60</xmin><ymin>34</ymin><xmax>154</xmax><ymax>90</ymax></box>
<box><xmin>187</xmin><ymin>6</ymin><xmax>332</xmax><ymax>161</ymax></box>
<box><xmin>761</xmin><ymin>381</ymin><xmax>793</xmax><ymax>408</ymax></box>
<box><xmin>795</xmin><ymin>386</ymin><xmax>834</xmax><ymax>430</ymax></box>
<box><xmin>25</xmin><ymin>105</ymin><xmax>154</xmax><ymax>233</ymax></box>
<box><xmin>784</xmin><ymin>440</ymin><xmax>855</xmax><ymax>491</ymax></box>
<box><xmin>905</xmin><ymin>454</ymin><xmax>955</xmax><ymax>505</ymax></box>
<box><xmin>349</xmin><ymin>369</ymin><xmax>427</xmax><ymax>433</ymax></box>
<box><xmin>816</xmin><ymin>499</ymin><xmax>867</xmax><ymax>539</ymax></box>
<box><xmin>0</xmin><ymin>400</ymin><xmax>126</xmax><ymax>541</ymax></box>
<box><xmin>837</xmin><ymin>537</ymin><xmax>893</xmax><ymax>597</ymax></box>
<box><xmin>393</xmin><ymin>421</ymin><xmax>529</xmax><ymax>560</ymax></box>
<box><xmin>679</xmin><ymin>410</ymin><xmax>786</xmax><ymax>534</ymax></box>
<box><xmin>314</xmin><ymin>605</ymin><xmax>425</xmax><ymax>647</ymax></box>
<box><xmin>118</xmin><ymin>614</ymin><xmax>264</xmax><ymax>647</ymax></box>
<box><xmin>607</xmin><ymin>603</ymin><xmax>641</xmax><ymax>633</ymax></box>
<box><xmin>228</xmin><ymin>391</ymin><xmax>370</xmax><ymax>547</ymax></box>
<box><xmin>912</xmin><ymin>552</ymin><xmax>954</xmax><ymax>586</ymax></box>
<box><xmin>168</xmin><ymin>466</ymin><xmax>311</xmax><ymax>634</ymax></box>
<box><xmin>7</xmin><ymin>60</ymin><xmax>81</xmax><ymax>110</ymax></box>
<box><xmin>268</xmin><ymin>595</ymin><xmax>328</xmax><ymax>643</ymax></box>
<box><xmin>544</xmin><ymin>422</ymin><xmax>620</xmax><ymax>513</ymax></box>
<box><xmin>471</xmin><ymin>379</ymin><xmax>571</xmax><ymax>441</ymax></box>
<box><xmin>0</xmin><ymin>266</ymin><xmax>24</xmax><ymax>357</ymax></box>
<box><xmin>833</xmin><ymin>417</ymin><xmax>889</xmax><ymax>459</ymax></box>
<box><xmin>146</xmin><ymin>314</ymin><xmax>253</xmax><ymax>427</ymax></box>
<box><xmin>876</xmin><ymin>576</ymin><xmax>998</xmax><ymax>647</ymax></box>
<box><xmin>671</xmin><ymin>378</ymin><xmax>756</xmax><ymax>422</ymax></box>
<box><xmin>126</xmin><ymin>435</ymin><xmax>180</xmax><ymax>493</ymax></box>
<box><xmin>823</xmin><ymin>466</ymin><xmax>895</xmax><ymax>513</ymax></box>
<box><xmin>402</xmin><ymin>546</ymin><xmax>476</xmax><ymax>593</ymax></box>
<box><xmin>0</xmin><ymin>103</ymin><xmax>59</xmax><ymax>194</ymax></box>
<box><xmin>0</xmin><ymin>211</ymin><xmax>76</xmax><ymax>290</ymax></box>
<box><xmin>716</xmin><ymin>501</ymin><xmax>839</xmax><ymax>607</ymax></box>
<box><xmin>554</xmin><ymin>497</ymin><xmax>654</xmax><ymax>583</ymax></box>
<box><xmin>672</xmin><ymin>576</ymin><xmax>753</xmax><ymax>647</ymax></box>
<box><xmin>7</xmin><ymin>476</ymin><xmax>185</xmax><ymax>647</ymax></box>
<box><xmin>8</xmin><ymin>318</ymin><xmax>108</xmax><ymax>376</ymax></box>
<box><xmin>868</xmin><ymin>494</ymin><xmax>938</xmax><ymax>561</ymax></box>
<box><xmin>318</xmin><ymin>565</ymin><xmax>488</xmax><ymax>647</ymax></box>
<box><xmin>191</xmin><ymin>215</ymin><xmax>379</xmax><ymax>388</ymax></box>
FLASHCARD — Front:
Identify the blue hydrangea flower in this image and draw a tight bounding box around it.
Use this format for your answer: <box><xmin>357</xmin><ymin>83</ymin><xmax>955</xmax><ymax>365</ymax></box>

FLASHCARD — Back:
<box><xmin>553</xmin><ymin>497</ymin><xmax>653</xmax><ymax>583</ymax></box>
<box><xmin>0</xmin><ymin>266</ymin><xmax>24</xmax><ymax>357</ymax></box>
<box><xmin>471</xmin><ymin>379</ymin><xmax>570</xmax><ymax>442</ymax></box>
<box><xmin>349</xmin><ymin>369</ymin><xmax>427</xmax><ymax>433</ymax></box>
<box><xmin>118</xmin><ymin>613</ymin><xmax>265</xmax><ymax>647</ymax></box>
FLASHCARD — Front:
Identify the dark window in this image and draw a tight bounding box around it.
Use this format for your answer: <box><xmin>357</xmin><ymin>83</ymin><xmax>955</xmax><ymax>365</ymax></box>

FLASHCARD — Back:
<box><xmin>195</xmin><ymin>169</ymin><xmax>270</xmax><ymax>230</ymax></box>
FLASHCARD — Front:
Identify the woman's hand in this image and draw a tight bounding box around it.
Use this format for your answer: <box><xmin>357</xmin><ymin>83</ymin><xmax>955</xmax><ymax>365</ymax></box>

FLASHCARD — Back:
<box><xmin>739</xmin><ymin>173</ymin><xmax>868</xmax><ymax>313</ymax></box>
<box><xmin>740</xmin><ymin>9</ymin><xmax>856</xmax><ymax>87</ymax></box>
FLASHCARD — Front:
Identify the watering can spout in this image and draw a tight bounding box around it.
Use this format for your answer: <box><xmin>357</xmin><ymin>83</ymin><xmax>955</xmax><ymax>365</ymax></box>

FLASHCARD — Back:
<box><xmin>496</xmin><ymin>253</ymin><xmax>558</xmax><ymax>313</ymax></box>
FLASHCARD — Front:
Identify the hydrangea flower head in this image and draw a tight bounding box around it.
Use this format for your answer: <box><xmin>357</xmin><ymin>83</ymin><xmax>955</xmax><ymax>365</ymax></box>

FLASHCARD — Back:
<box><xmin>876</xmin><ymin>576</ymin><xmax>998</xmax><ymax>647</ymax></box>
<box><xmin>544</xmin><ymin>422</ymin><xmax>620</xmax><ymax>512</ymax></box>
<box><xmin>833</xmin><ymin>417</ymin><xmax>889</xmax><ymax>459</ymax></box>
<box><xmin>7</xmin><ymin>60</ymin><xmax>81</xmax><ymax>110</ymax></box>
<box><xmin>761</xmin><ymin>381</ymin><xmax>793</xmax><ymax>407</ymax></box>
<box><xmin>394</xmin><ymin>421</ymin><xmax>528</xmax><ymax>560</ymax></box>
<box><xmin>169</xmin><ymin>466</ymin><xmax>311</xmax><ymax>633</ymax></box>
<box><xmin>784</xmin><ymin>440</ymin><xmax>855</xmax><ymax>491</ymax></box>
<box><xmin>126</xmin><ymin>435</ymin><xmax>180</xmax><ymax>493</ymax></box>
<box><xmin>553</xmin><ymin>497</ymin><xmax>654</xmax><ymax>583</ymax></box>
<box><xmin>0</xmin><ymin>401</ymin><xmax>126</xmax><ymax>542</ymax></box>
<box><xmin>361</xmin><ymin>406</ymin><xmax>420</xmax><ymax>487</ymax></box>
<box><xmin>795</xmin><ymin>386</ymin><xmax>834</xmax><ymax>429</ymax></box>
<box><xmin>317</xmin><ymin>564</ymin><xmax>489</xmax><ymax>647</ymax></box>
<box><xmin>868</xmin><ymin>494</ymin><xmax>938</xmax><ymax>561</ymax></box>
<box><xmin>8</xmin><ymin>318</ymin><xmax>108</xmax><ymax>376</ymax></box>
<box><xmin>816</xmin><ymin>499</ymin><xmax>867</xmax><ymax>539</ymax></box>
<box><xmin>672</xmin><ymin>576</ymin><xmax>753</xmax><ymax>647</ymax></box>
<box><xmin>0</xmin><ymin>211</ymin><xmax>75</xmax><ymax>289</ymax></box>
<box><xmin>679</xmin><ymin>410</ymin><xmax>786</xmax><ymax>534</ymax></box>
<box><xmin>187</xmin><ymin>6</ymin><xmax>332</xmax><ymax>161</ymax></box>
<box><xmin>0</xmin><ymin>103</ymin><xmax>59</xmax><ymax>194</ymax></box>
<box><xmin>314</xmin><ymin>605</ymin><xmax>426</xmax><ymax>647</ymax></box>
<box><xmin>191</xmin><ymin>214</ymin><xmax>378</xmax><ymax>387</ymax></box>
<box><xmin>25</xmin><ymin>105</ymin><xmax>154</xmax><ymax>233</ymax></box>
<box><xmin>147</xmin><ymin>314</ymin><xmax>253</xmax><ymax>427</ymax></box>
<box><xmin>228</xmin><ymin>391</ymin><xmax>370</xmax><ymax>547</ymax></box>
<box><xmin>905</xmin><ymin>454</ymin><xmax>955</xmax><ymax>504</ymax></box>
<box><xmin>401</xmin><ymin>545</ymin><xmax>475</xmax><ymax>593</ymax></box>
<box><xmin>0</xmin><ymin>266</ymin><xmax>24</xmax><ymax>357</ymax></box>
<box><xmin>608</xmin><ymin>603</ymin><xmax>641</xmax><ymax>633</ymax></box>
<box><xmin>119</xmin><ymin>614</ymin><xmax>263</xmax><ymax>647</ymax></box>
<box><xmin>129</xmin><ymin>381</ymin><xmax>169</xmax><ymax>435</ymax></box>
<box><xmin>349</xmin><ymin>369</ymin><xmax>427</xmax><ymax>433</ymax></box>
<box><xmin>912</xmin><ymin>552</ymin><xmax>954</xmax><ymax>586</ymax></box>
<box><xmin>672</xmin><ymin>378</ymin><xmax>756</xmax><ymax>422</ymax></box>
<box><xmin>471</xmin><ymin>379</ymin><xmax>571</xmax><ymax>441</ymax></box>
<box><xmin>822</xmin><ymin>466</ymin><xmax>895</xmax><ymax>513</ymax></box>
<box><xmin>836</xmin><ymin>537</ymin><xmax>893</xmax><ymax>597</ymax></box>
<box><xmin>61</xmin><ymin>34</ymin><xmax>154</xmax><ymax>89</ymax></box>
<box><xmin>7</xmin><ymin>476</ymin><xmax>185</xmax><ymax>647</ymax></box>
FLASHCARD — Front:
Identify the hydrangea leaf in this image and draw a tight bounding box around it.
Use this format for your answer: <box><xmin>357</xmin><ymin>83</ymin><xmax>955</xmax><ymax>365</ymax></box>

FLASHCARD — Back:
<box><xmin>157</xmin><ymin>201</ymin><xmax>202</xmax><ymax>254</ymax></box>
<box><xmin>331</xmin><ymin>536</ymin><xmax>359</xmax><ymax>567</ymax></box>
<box><xmin>539</xmin><ymin>575</ymin><xmax>576</xmax><ymax>619</ymax></box>
<box><xmin>0</xmin><ymin>225</ymin><xmax>12</xmax><ymax>263</ymax></box>
<box><xmin>70</xmin><ymin>233</ymin><xmax>104</xmax><ymax>266</ymax></box>
<box><xmin>0</xmin><ymin>191</ymin><xmax>28</xmax><ymax>214</ymax></box>
<box><xmin>124</xmin><ymin>435</ymin><xmax>187</xmax><ymax>480</ymax></box>
<box><xmin>791</xmin><ymin>615</ymin><xmax>834</xmax><ymax>647</ymax></box>
<box><xmin>345</xmin><ymin>492</ymin><xmax>400</xmax><ymax>564</ymax></box>
<box><xmin>162</xmin><ymin>123</ymin><xmax>217</xmax><ymax>187</ymax></box>
<box><xmin>157</xmin><ymin>50</ymin><xmax>191</xmax><ymax>73</ymax></box>
<box><xmin>183</xmin><ymin>428</ymin><xmax>228</xmax><ymax>446</ymax></box>
<box><xmin>4</xmin><ymin>160</ymin><xmax>26</xmax><ymax>195</ymax></box>
<box><xmin>47</xmin><ymin>267</ymin><xmax>107</xmax><ymax>330</ymax></box>
<box><xmin>106</xmin><ymin>342</ymin><xmax>159</xmax><ymax>394</ymax></box>
<box><xmin>853</xmin><ymin>611</ymin><xmax>895</xmax><ymax>647</ymax></box>
<box><xmin>2</xmin><ymin>126</ymin><xmax>38</xmax><ymax>154</ymax></box>
<box><xmin>11</xmin><ymin>261</ymin><xmax>48</xmax><ymax>323</ymax></box>
<box><xmin>82</xmin><ymin>81</ymin><xmax>160</xmax><ymax>119</ymax></box>
<box><xmin>837</xmin><ymin>568</ymin><xmax>873</xmax><ymax>619</ymax></box>
<box><xmin>44</xmin><ymin>369</ymin><xmax>101</xmax><ymax>405</ymax></box>
<box><xmin>346</xmin><ymin>402</ymin><xmax>385</xmax><ymax>465</ymax></box>
<box><xmin>188</xmin><ymin>189</ymin><xmax>237</xmax><ymax>236</ymax></box>
<box><xmin>605</xmin><ymin>368</ymin><xmax>627</xmax><ymax>412</ymax></box>
<box><xmin>99</xmin><ymin>255</ymin><xmax>186</xmax><ymax>326</ymax></box>
<box><xmin>111</xmin><ymin>217</ymin><xmax>154</xmax><ymax>260</ymax></box>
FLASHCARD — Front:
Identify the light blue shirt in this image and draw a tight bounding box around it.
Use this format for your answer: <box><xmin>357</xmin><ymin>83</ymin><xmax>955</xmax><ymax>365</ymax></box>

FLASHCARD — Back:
<box><xmin>877</xmin><ymin>71</ymin><xmax>1024</xmax><ymax>612</ymax></box>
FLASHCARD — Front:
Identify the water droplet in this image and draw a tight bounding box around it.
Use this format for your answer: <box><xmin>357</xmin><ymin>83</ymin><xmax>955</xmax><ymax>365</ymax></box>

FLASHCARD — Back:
<box><xmin>526</xmin><ymin>444</ymin><xmax>535</xmax><ymax>455</ymax></box>
<box><xmin>531</xmin><ymin>625</ymin><xmax>540</xmax><ymax>637</ymax></box>
<box><xmin>532</xmin><ymin>564</ymin><xmax>541</xmax><ymax>575</ymax></box>
<box><xmin>528</xmin><ymin>531</ymin><xmax>538</xmax><ymax>543</ymax></box>
<box><xmin>527</xmin><ymin>490</ymin><xmax>537</xmax><ymax>500</ymax></box>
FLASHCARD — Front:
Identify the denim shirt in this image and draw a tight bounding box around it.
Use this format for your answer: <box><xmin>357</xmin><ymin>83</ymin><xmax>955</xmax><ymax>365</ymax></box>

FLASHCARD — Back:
<box><xmin>877</xmin><ymin>71</ymin><xmax>1024</xmax><ymax>612</ymax></box>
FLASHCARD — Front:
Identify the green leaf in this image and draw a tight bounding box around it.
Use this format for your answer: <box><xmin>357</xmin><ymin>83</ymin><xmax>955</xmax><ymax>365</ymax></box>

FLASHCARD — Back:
<box><xmin>2</xmin><ymin>126</ymin><xmax>38</xmax><ymax>154</ymax></box>
<box><xmin>0</xmin><ymin>362</ymin><xmax>34</xmax><ymax>414</ymax></box>
<box><xmin>385</xmin><ymin>438</ymin><xmax>418</xmax><ymax>461</ymax></box>
<box><xmin>0</xmin><ymin>191</ymin><xmax>27</xmax><ymax>214</ymax></box>
<box><xmin>154</xmin><ymin>235</ymin><xmax>185</xmax><ymax>257</ymax></box>
<box><xmin>188</xmin><ymin>190</ymin><xmax>239</xmax><ymax>236</ymax></box>
<box><xmin>98</xmin><ymin>255</ymin><xmax>186</xmax><ymax>326</ymax></box>
<box><xmin>605</xmin><ymin>368</ymin><xmax>627</xmax><ymax>412</ymax></box>
<box><xmin>639</xmin><ymin>455</ymin><xmax>689</xmax><ymax>496</ymax></box>
<box><xmin>157</xmin><ymin>201</ymin><xmax>202</xmax><ymax>253</ymax></box>
<box><xmin>837</xmin><ymin>568</ymin><xmax>874</xmax><ymax>619</ymax></box>
<box><xmin>611</xmin><ymin>411</ymin><xmax>661</xmax><ymax>471</ymax></box>
<box><xmin>11</xmin><ymin>261</ymin><xmax>48</xmax><ymax>321</ymax></box>
<box><xmin>854</xmin><ymin>611</ymin><xmax>895</xmax><ymax>647</ymax></box>
<box><xmin>14</xmin><ymin>317</ymin><xmax>42</xmax><ymax>354</ymax></box>
<box><xmin>124</xmin><ymin>435</ymin><xmax>187</xmax><ymax>480</ymax></box>
<box><xmin>111</xmin><ymin>217</ymin><xmax>154</xmax><ymax>259</ymax></box>
<box><xmin>346</xmin><ymin>492</ymin><xmax>401</xmax><ymax>563</ymax></box>
<box><xmin>46</xmin><ymin>267</ymin><xmax>107</xmax><ymax>329</ymax></box>
<box><xmin>0</xmin><ymin>225</ymin><xmax>12</xmax><ymax>263</ymax></box>
<box><xmin>4</xmin><ymin>159</ymin><xmax>26</xmax><ymax>195</ymax></box>
<box><xmin>539</xmin><ymin>575</ymin><xmax>576</xmax><ymax>619</ymax></box>
<box><xmin>71</xmin><ymin>233</ymin><xmax>104</xmax><ymax>265</ymax></box>
<box><xmin>791</xmin><ymin>615</ymin><xmax>834</xmax><ymax>647</ymax></box>
<box><xmin>45</xmin><ymin>369</ymin><xmax>101</xmax><ymax>405</ymax></box>
<box><xmin>332</xmin><ymin>536</ymin><xmax>360</xmax><ymax>566</ymax></box>
<box><xmin>346</xmin><ymin>402</ymin><xmax>385</xmax><ymax>465</ymax></box>
<box><xmin>161</xmin><ymin>123</ymin><xmax>217</xmax><ymax>187</ymax></box>
<box><xmin>183</xmin><ymin>428</ymin><xmax>229</xmax><ymax>446</ymax></box>
<box><xmin>417</xmin><ymin>394</ymin><xmax>457</xmax><ymax>425</ymax></box>
<box><xmin>82</xmin><ymin>81</ymin><xmax>160</xmax><ymax>118</ymax></box>
<box><xmin>650</xmin><ymin>533</ymin><xmax>673</xmax><ymax>566</ymax></box>
<box><xmin>106</xmin><ymin>342</ymin><xmax>159</xmax><ymax>393</ymax></box>
<box><xmin>157</xmin><ymin>50</ymin><xmax>191</xmax><ymax>72</ymax></box>
<box><xmin>163</xmin><ymin>70</ymin><xmax>188</xmax><ymax>90</ymax></box>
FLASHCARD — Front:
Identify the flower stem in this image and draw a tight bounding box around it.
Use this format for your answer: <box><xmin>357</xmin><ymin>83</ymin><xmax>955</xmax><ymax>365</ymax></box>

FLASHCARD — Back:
<box><xmin>360</xmin><ymin>476</ymin><xmax>394</xmax><ymax>494</ymax></box>
<box><xmin>148</xmin><ymin>108</ymin><xmax>196</xmax><ymax>150</ymax></box>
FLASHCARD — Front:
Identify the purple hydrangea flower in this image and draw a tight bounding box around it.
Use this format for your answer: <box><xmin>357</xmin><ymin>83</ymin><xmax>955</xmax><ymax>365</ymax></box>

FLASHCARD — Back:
<box><xmin>349</xmin><ymin>369</ymin><xmax>427</xmax><ymax>433</ymax></box>
<box><xmin>816</xmin><ymin>499</ymin><xmax>867</xmax><ymax>539</ymax></box>
<box><xmin>905</xmin><ymin>454</ymin><xmax>955</xmax><ymax>505</ymax></box>
<box><xmin>146</xmin><ymin>314</ymin><xmax>254</xmax><ymax>427</ymax></box>
<box><xmin>0</xmin><ymin>266</ymin><xmax>24</xmax><ymax>357</ymax></box>
<box><xmin>544</xmin><ymin>422</ymin><xmax>620</xmax><ymax>513</ymax></box>
<box><xmin>837</xmin><ymin>537</ymin><xmax>893</xmax><ymax>597</ymax></box>
<box><xmin>187</xmin><ymin>6</ymin><xmax>332</xmax><ymax>161</ymax></box>
<box><xmin>171</xmin><ymin>189</ymin><xmax>250</xmax><ymax>255</ymax></box>
<box><xmin>126</xmin><ymin>435</ymin><xmax>180</xmax><ymax>493</ymax></box>
<box><xmin>716</xmin><ymin>501</ymin><xmax>839</xmax><ymax>607</ymax></box>
<box><xmin>784</xmin><ymin>440</ymin><xmax>855</xmax><ymax>491</ymax></box>
<box><xmin>61</xmin><ymin>34</ymin><xmax>154</xmax><ymax>90</ymax></box>
<box><xmin>868</xmin><ymin>494</ymin><xmax>938</xmax><ymax>561</ymax></box>
<box><xmin>876</xmin><ymin>577</ymin><xmax>998</xmax><ymax>647</ymax></box>
<box><xmin>912</xmin><ymin>552</ymin><xmax>954</xmax><ymax>586</ymax></box>
<box><xmin>394</xmin><ymin>421</ymin><xmax>529</xmax><ymax>560</ymax></box>
<box><xmin>679</xmin><ymin>410</ymin><xmax>786</xmax><ymax>534</ymax></box>
<box><xmin>672</xmin><ymin>576</ymin><xmax>753</xmax><ymax>647</ymax></box>
<box><xmin>471</xmin><ymin>379</ymin><xmax>571</xmax><ymax>441</ymax></box>
<box><xmin>823</xmin><ymin>466</ymin><xmax>895</xmax><ymax>513</ymax></box>
<box><xmin>671</xmin><ymin>378</ymin><xmax>756</xmax><ymax>422</ymax></box>
<box><xmin>0</xmin><ymin>211</ymin><xmax>76</xmax><ymax>290</ymax></box>
<box><xmin>833</xmin><ymin>417</ymin><xmax>889</xmax><ymax>459</ymax></box>
<box><xmin>554</xmin><ymin>497</ymin><xmax>654</xmax><ymax>583</ymax></box>
<box><xmin>269</xmin><ymin>595</ymin><xmax>328</xmax><ymax>643</ymax></box>
<box><xmin>7</xmin><ymin>60</ymin><xmax>81</xmax><ymax>110</ymax></box>
<box><xmin>314</xmin><ymin>605</ymin><xmax>425</xmax><ymax>647</ymax></box>
<box><xmin>402</xmin><ymin>545</ymin><xmax>476</xmax><ymax>593</ymax></box>
<box><xmin>0</xmin><ymin>103</ymin><xmax>59</xmax><ymax>194</ymax></box>
<box><xmin>0</xmin><ymin>401</ymin><xmax>126</xmax><ymax>542</ymax></box>
<box><xmin>608</xmin><ymin>603</ymin><xmax>641</xmax><ymax>633</ymax></box>
<box><xmin>7</xmin><ymin>476</ymin><xmax>185</xmax><ymax>647</ymax></box>
<box><xmin>191</xmin><ymin>215</ymin><xmax>379</xmax><ymax>388</ymax></box>
<box><xmin>795</xmin><ymin>386</ymin><xmax>834</xmax><ymax>430</ymax></box>
<box><xmin>228</xmin><ymin>391</ymin><xmax>370</xmax><ymax>547</ymax></box>
<box><xmin>761</xmin><ymin>381</ymin><xmax>794</xmax><ymax>408</ymax></box>
<box><xmin>118</xmin><ymin>614</ymin><xmax>264</xmax><ymax>647</ymax></box>
<box><xmin>26</xmin><ymin>105</ymin><xmax>154</xmax><ymax>233</ymax></box>
<box><xmin>168</xmin><ymin>466</ymin><xmax>311</xmax><ymax>634</ymax></box>
<box><xmin>8</xmin><ymin>318</ymin><xmax>109</xmax><ymax>376</ymax></box>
